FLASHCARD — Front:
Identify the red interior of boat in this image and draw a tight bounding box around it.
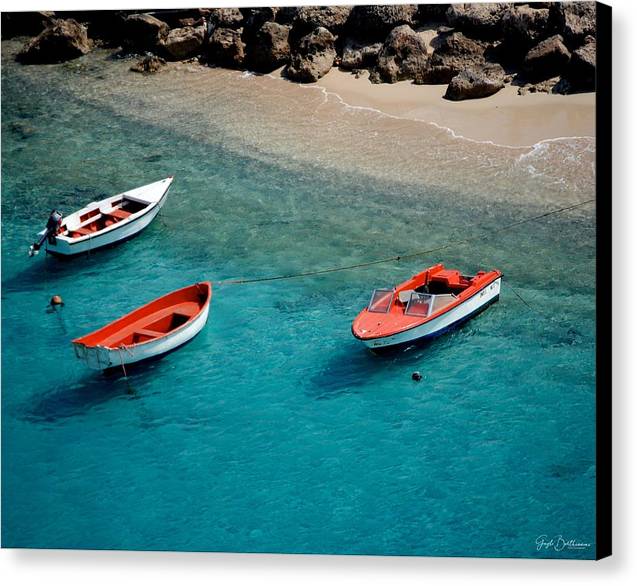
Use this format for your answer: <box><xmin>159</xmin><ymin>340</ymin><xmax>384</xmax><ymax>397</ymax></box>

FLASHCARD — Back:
<box><xmin>352</xmin><ymin>264</ymin><xmax>501</xmax><ymax>339</ymax></box>
<box><xmin>73</xmin><ymin>282</ymin><xmax>212</xmax><ymax>349</ymax></box>
<box><xmin>66</xmin><ymin>198</ymin><xmax>148</xmax><ymax>239</ymax></box>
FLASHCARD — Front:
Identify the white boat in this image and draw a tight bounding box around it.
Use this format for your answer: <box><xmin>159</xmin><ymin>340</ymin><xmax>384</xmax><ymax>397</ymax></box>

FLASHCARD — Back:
<box><xmin>72</xmin><ymin>282</ymin><xmax>212</xmax><ymax>370</ymax></box>
<box><xmin>29</xmin><ymin>177</ymin><xmax>173</xmax><ymax>257</ymax></box>
<box><xmin>352</xmin><ymin>264</ymin><xmax>502</xmax><ymax>351</ymax></box>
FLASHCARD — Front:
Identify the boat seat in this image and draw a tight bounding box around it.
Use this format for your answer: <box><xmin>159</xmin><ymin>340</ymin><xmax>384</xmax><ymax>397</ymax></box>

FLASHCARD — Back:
<box><xmin>398</xmin><ymin>290</ymin><xmax>415</xmax><ymax>303</ymax></box>
<box><xmin>133</xmin><ymin>328</ymin><xmax>162</xmax><ymax>339</ymax></box>
<box><xmin>101</xmin><ymin>212</ymin><xmax>123</xmax><ymax>223</ymax></box>
<box><xmin>72</xmin><ymin>227</ymin><xmax>93</xmax><ymax>236</ymax></box>
<box><xmin>108</xmin><ymin>209</ymin><xmax>132</xmax><ymax>220</ymax></box>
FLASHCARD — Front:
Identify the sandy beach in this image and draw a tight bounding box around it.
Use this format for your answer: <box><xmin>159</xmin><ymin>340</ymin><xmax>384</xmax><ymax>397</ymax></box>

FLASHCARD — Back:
<box><xmin>304</xmin><ymin>68</ymin><xmax>595</xmax><ymax>147</ymax></box>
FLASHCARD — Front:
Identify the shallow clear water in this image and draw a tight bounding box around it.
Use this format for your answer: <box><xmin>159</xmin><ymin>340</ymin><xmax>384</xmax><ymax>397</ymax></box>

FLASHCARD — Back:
<box><xmin>2</xmin><ymin>41</ymin><xmax>596</xmax><ymax>558</ymax></box>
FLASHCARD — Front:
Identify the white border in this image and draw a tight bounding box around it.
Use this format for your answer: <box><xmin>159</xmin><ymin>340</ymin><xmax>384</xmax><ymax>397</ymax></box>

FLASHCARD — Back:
<box><xmin>1</xmin><ymin>1</ymin><xmax>634</xmax><ymax>584</ymax></box>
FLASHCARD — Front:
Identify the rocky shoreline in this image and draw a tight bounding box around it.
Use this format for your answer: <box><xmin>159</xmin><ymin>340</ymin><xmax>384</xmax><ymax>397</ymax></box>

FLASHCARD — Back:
<box><xmin>2</xmin><ymin>4</ymin><xmax>596</xmax><ymax>101</ymax></box>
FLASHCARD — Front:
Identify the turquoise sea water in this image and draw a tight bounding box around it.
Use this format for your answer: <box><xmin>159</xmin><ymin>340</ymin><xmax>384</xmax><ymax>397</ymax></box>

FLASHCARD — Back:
<box><xmin>2</xmin><ymin>42</ymin><xmax>596</xmax><ymax>558</ymax></box>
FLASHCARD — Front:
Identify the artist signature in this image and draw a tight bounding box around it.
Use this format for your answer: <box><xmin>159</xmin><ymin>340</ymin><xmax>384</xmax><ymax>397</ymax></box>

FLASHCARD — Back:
<box><xmin>535</xmin><ymin>535</ymin><xmax>592</xmax><ymax>552</ymax></box>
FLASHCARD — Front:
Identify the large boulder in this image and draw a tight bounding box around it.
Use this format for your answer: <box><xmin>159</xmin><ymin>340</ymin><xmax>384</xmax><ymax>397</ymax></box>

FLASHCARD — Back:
<box><xmin>347</xmin><ymin>5</ymin><xmax>419</xmax><ymax>40</ymax></box>
<box><xmin>293</xmin><ymin>6</ymin><xmax>352</xmax><ymax>37</ymax></box>
<box><xmin>444</xmin><ymin>63</ymin><xmax>505</xmax><ymax>100</ymax></box>
<box><xmin>340</xmin><ymin>38</ymin><xmax>382</xmax><ymax>70</ymax></box>
<box><xmin>17</xmin><ymin>18</ymin><xmax>91</xmax><ymax>64</ymax></box>
<box><xmin>566</xmin><ymin>36</ymin><xmax>595</xmax><ymax>91</ymax></box>
<box><xmin>285</xmin><ymin>26</ymin><xmax>336</xmax><ymax>83</ymax></box>
<box><xmin>370</xmin><ymin>25</ymin><xmax>429</xmax><ymax>83</ymax></box>
<box><xmin>241</xmin><ymin>7</ymin><xmax>278</xmax><ymax>41</ymax></box>
<box><xmin>501</xmin><ymin>6</ymin><xmax>551</xmax><ymax>50</ymax></box>
<box><xmin>550</xmin><ymin>1</ymin><xmax>596</xmax><ymax>46</ymax></box>
<box><xmin>161</xmin><ymin>26</ymin><xmax>205</xmax><ymax>60</ymax></box>
<box><xmin>524</xmin><ymin>34</ymin><xmax>571</xmax><ymax>80</ymax></box>
<box><xmin>122</xmin><ymin>13</ymin><xmax>169</xmax><ymax>53</ymax></box>
<box><xmin>249</xmin><ymin>21</ymin><xmax>291</xmax><ymax>72</ymax></box>
<box><xmin>416</xmin><ymin>32</ymin><xmax>485</xmax><ymax>84</ymax></box>
<box><xmin>1</xmin><ymin>11</ymin><xmax>55</xmax><ymax>39</ymax></box>
<box><xmin>206</xmin><ymin>27</ymin><xmax>246</xmax><ymax>68</ymax></box>
<box><xmin>445</xmin><ymin>3</ymin><xmax>509</xmax><ymax>39</ymax></box>
<box><xmin>209</xmin><ymin>8</ymin><xmax>244</xmax><ymax>30</ymax></box>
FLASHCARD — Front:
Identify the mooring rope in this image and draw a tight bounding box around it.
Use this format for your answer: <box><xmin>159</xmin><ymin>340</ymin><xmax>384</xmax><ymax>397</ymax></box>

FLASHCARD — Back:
<box><xmin>217</xmin><ymin>198</ymin><xmax>595</xmax><ymax>286</ymax></box>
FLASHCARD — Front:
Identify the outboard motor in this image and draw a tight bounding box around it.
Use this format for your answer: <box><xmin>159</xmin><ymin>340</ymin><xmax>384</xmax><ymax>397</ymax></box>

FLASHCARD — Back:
<box><xmin>29</xmin><ymin>209</ymin><xmax>63</xmax><ymax>257</ymax></box>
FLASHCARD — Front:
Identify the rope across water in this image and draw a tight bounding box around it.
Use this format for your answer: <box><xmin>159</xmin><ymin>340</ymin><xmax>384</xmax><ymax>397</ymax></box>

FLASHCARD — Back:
<box><xmin>217</xmin><ymin>198</ymin><xmax>595</xmax><ymax>286</ymax></box>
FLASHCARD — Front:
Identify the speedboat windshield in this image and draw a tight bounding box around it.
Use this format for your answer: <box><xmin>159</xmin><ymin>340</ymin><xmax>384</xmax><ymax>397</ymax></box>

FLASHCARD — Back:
<box><xmin>405</xmin><ymin>292</ymin><xmax>433</xmax><ymax>317</ymax></box>
<box><xmin>367</xmin><ymin>288</ymin><xmax>394</xmax><ymax>313</ymax></box>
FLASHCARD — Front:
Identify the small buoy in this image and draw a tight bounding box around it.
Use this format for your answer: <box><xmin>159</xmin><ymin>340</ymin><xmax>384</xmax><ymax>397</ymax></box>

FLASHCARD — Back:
<box><xmin>50</xmin><ymin>295</ymin><xmax>64</xmax><ymax>307</ymax></box>
<box><xmin>412</xmin><ymin>371</ymin><xmax>422</xmax><ymax>381</ymax></box>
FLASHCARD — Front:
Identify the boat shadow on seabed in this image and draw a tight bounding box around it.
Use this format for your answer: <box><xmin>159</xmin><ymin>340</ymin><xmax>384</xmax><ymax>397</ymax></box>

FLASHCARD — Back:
<box><xmin>2</xmin><ymin>240</ymin><xmax>132</xmax><ymax>295</ymax></box>
<box><xmin>20</xmin><ymin>304</ymin><xmax>210</xmax><ymax>423</ymax></box>
<box><xmin>20</xmin><ymin>371</ymin><xmax>136</xmax><ymax>424</ymax></box>
<box><xmin>306</xmin><ymin>330</ymin><xmax>471</xmax><ymax>401</ymax></box>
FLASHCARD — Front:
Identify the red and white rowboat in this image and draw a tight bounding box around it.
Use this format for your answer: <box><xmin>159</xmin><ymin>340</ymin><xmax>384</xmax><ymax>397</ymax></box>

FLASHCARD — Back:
<box><xmin>32</xmin><ymin>177</ymin><xmax>173</xmax><ymax>257</ymax></box>
<box><xmin>352</xmin><ymin>264</ymin><xmax>501</xmax><ymax>351</ymax></box>
<box><xmin>72</xmin><ymin>282</ymin><xmax>212</xmax><ymax>370</ymax></box>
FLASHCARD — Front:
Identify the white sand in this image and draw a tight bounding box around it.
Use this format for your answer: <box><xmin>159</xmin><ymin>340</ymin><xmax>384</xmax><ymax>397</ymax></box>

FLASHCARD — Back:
<box><xmin>303</xmin><ymin>68</ymin><xmax>595</xmax><ymax>147</ymax></box>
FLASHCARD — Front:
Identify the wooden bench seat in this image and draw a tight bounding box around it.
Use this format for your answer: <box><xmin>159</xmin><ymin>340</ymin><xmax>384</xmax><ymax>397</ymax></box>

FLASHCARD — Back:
<box><xmin>107</xmin><ymin>209</ymin><xmax>132</xmax><ymax>220</ymax></box>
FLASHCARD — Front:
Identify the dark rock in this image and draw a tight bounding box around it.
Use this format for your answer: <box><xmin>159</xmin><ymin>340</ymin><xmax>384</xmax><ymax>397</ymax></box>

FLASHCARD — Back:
<box><xmin>81</xmin><ymin>11</ymin><xmax>130</xmax><ymax>46</ymax></box>
<box><xmin>444</xmin><ymin>63</ymin><xmax>505</xmax><ymax>100</ymax></box>
<box><xmin>348</xmin><ymin>5</ymin><xmax>419</xmax><ymax>40</ymax></box>
<box><xmin>445</xmin><ymin>3</ymin><xmax>509</xmax><ymax>39</ymax></box>
<box><xmin>161</xmin><ymin>25</ymin><xmax>205</xmax><ymax>61</ymax></box>
<box><xmin>518</xmin><ymin>75</ymin><xmax>570</xmax><ymax>96</ymax></box>
<box><xmin>416</xmin><ymin>32</ymin><xmax>485</xmax><ymax>84</ymax></box>
<box><xmin>123</xmin><ymin>13</ymin><xmax>169</xmax><ymax>53</ymax></box>
<box><xmin>276</xmin><ymin>7</ymin><xmax>300</xmax><ymax>25</ymax></box>
<box><xmin>206</xmin><ymin>27</ymin><xmax>246</xmax><ymax>68</ymax></box>
<box><xmin>148</xmin><ymin>9</ymin><xmax>208</xmax><ymax>29</ymax></box>
<box><xmin>241</xmin><ymin>8</ymin><xmax>278</xmax><ymax>41</ymax></box>
<box><xmin>418</xmin><ymin>4</ymin><xmax>451</xmax><ymax>22</ymax></box>
<box><xmin>1</xmin><ymin>11</ymin><xmax>55</xmax><ymax>39</ymax></box>
<box><xmin>130</xmin><ymin>54</ymin><xmax>166</xmax><ymax>73</ymax></box>
<box><xmin>550</xmin><ymin>1</ymin><xmax>596</xmax><ymax>46</ymax></box>
<box><xmin>294</xmin><ymin>6</ymin><xmax>352</xmax><ymax>36</ymax></box>
<box><xmin>285</xmin><ymin>26</ymin><xmax>336</xmax><ymax>83</ymax></box>
<box><xmin>54</xmin><ymin>10</ymin><xmax>138</xmax><ymax>46</ymax></box>
<box><xmin>567</xmin><ymin>36</ymin><xmax>595</xmax><ymax>91</ymax></box>
<box><xmin>371</xmin><ymin>24</ymin><xmax>429</xmax><ymax>83</ymax></box>
<box><xmin>341</xmin><ymin>38</ymin><xmax>382</xmax><ymax>70</ymax></box>
<box><xmin>175</xmin><ymin>17</ymin><xmax>196</xmax><ymax>28</ymax></box>
<box><xmin>249</xmin><ymin>21</ymin><xmax>291</xmax><ymax>72</ymax></box>
<box><xmin>501</xmin><ymin>6</ymin><xmax>551</xmax><ymax>50</ymax></box>
<box><xmin>209</xmin><ymin>8</ymin><xmax>244</xmax><ymax>30</ymax></box>
<box><xmin>17</xmin><ymin>18</ymin><xmax>91</xmax><ymax>64</ymax></box>
<box><xmin>524</xmin><ymin>34</ymin><xmax>571</xmax><ymax>80</ymax></box>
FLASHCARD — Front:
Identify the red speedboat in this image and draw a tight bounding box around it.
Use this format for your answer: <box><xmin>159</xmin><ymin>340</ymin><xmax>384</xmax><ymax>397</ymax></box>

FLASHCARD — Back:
<box><xmin>352</xmin><ymin>264</ymin><xmax>502</xmax><ymax>351</ymax></box>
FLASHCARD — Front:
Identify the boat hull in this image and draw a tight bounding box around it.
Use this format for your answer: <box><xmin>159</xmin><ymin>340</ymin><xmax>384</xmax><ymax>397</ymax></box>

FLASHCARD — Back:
<box><xmin>358</xmin><ymin>277</ymin><xmax>501</xmax><ymax>350</ymax></box>
<box><xmin>43</xmin><ymin>178</ymin><xmax>171</xmax><ymax>256</ymax></box>
<box><xmin>73</xmin><ymin>301</ymin><xmax>210</xmax><ymax>370</ymax></box>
